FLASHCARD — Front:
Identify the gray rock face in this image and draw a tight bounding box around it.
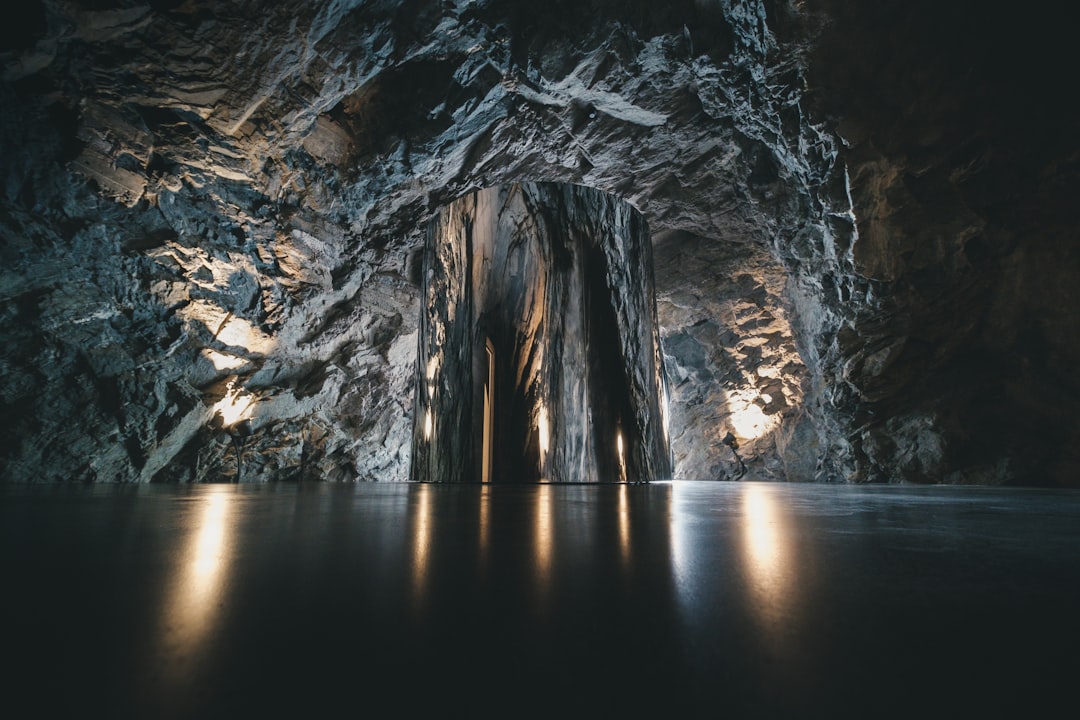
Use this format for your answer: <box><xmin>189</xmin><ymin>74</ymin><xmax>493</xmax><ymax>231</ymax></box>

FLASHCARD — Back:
<box><xmin>414</xmin><ymin>183</ymin><xmax>670</xmax><ymax>483</ymax></box>
<box><xmin>655</xmin><ymin>228</ymin><xmax>810</xmax><ymax>481</ymax></box>
<box><xmin>0</xmin><ymin>0</ymin><xmax>1075</xmax><ymax>485</ymax></box>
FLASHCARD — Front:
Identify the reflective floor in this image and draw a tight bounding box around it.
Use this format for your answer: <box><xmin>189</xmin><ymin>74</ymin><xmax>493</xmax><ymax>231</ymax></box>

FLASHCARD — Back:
<box><xmin>3</xmin><ymin>481</ymin><xmax>1079</xmax><ymax>718</ymax></box>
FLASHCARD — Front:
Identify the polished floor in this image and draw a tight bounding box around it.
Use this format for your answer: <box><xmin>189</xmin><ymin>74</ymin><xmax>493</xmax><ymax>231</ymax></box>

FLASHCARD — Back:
<box><xmin>3</xmin><ymin>481</ymin><xmax>1079</xmax><ymax>718</ymax></box>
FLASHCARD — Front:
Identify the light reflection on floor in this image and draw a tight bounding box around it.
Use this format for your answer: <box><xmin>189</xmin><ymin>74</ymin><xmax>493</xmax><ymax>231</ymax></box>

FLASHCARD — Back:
<box><xmin>739</xmin><ymin>482</ymin><xmax>797</xmax><ymax>640</ymax></box>
<box><xmin>3</xmin><ymin>481</ymin><xmax>1079</xmax><ymax>718</ymax></box>
<box><xmin>410</xmin><ymin>481</ymin><xmax>433</xmax><ymax>618</ymax></box>
<box><xmin>533</xmin><ymin>483</ymin><xmax>554</xmax><ymax>614</ymax></box>
<box><xmin>618</xmin><ymin>482</ymin><xmax>631</xmax><ymax>570</ymax></box>
<box><xmin>159</xmin><ymin>486</ymin><xmax>234</xmax><ymax>687</ymax></box>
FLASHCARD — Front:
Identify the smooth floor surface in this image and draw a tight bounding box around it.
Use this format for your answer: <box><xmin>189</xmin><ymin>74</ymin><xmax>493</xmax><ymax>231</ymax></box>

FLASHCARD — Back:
<box><xmin>3</xmin><ymin>481</ymin><xmax>1079</xmax><ymax>718</ymax></box>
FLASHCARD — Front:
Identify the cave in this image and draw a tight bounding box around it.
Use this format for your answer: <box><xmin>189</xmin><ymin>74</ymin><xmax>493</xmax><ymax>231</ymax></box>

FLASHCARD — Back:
<box><xmin>2</xmin><ymin>1</ymin><xmax>1076</xmax><ymax>488</ymax></box>
<box><xmin>413</xmin><ymin>183</ymin><xmax>671</xmax><ymax>484</ymax></box>
<box><xmin>2</xmin><ymin>0</ymin><xmax>1079</xmax><ymax>716</ymax></box>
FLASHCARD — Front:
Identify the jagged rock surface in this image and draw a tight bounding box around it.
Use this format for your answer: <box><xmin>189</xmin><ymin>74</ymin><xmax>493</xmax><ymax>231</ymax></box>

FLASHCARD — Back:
<box><xmin>416</xmin><ymin>183</ymin><xmax>671</xmax><ymax>484</ymax></box>
<box><xmin>0</xmin><ymin>0</ymin><xmax>1075</xmax><ymax>485</ymax></box>
<box><xmin>655</xmin><ymin>229</ymin><xmax>810</xmax><ymax>481</ymax></box>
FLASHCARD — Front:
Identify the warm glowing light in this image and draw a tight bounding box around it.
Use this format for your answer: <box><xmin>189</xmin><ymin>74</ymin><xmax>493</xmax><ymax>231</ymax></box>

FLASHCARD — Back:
<box><xmin>192</xmin><ymin>492</ymin><xmax>229</xmax><ymax>582</ymax></box>
<box><xmin>411</xmin><ymin>484</ymin><xmax>433</xmax><ymax>612</ymax></box>
<box><xmin>744</xmin><ymin>484</ymin><xmax>781</xmax><ymax>580</ymax></box>
<box><xmin>479</xmin><ymin>485</ymin><xmax>491</xmax><ymax>566</ymax></box>
<box><xmin>216</xmin><ymin>315</ymin><xmax>259</xmax><ymax>349</ymax></box>
<box><xmin>616</xmin><ymin>431</ymin><xmax>627</xmax><ymax>482</ymax></box>
<box><xmin>423</xmin><ymin>409</ymin><xmax>433</xmax><ymax>440</ymax></box>
<box><xmin>537</xmin><ymin>403</ymin><xmax>550</xmax><ymax>461</ymax></box>
<box><xmin>727</xmin><ymin>391</ymin><xmax>779</xmax><ymax>440</ymax></box>
<box><xmin>534</xmin><ymin>484</ymin><xmax>553</xmax><ymax>601</ymax></box>
<box><xmin>204</xmin><ymin>349</ymin><xmax>247</xmax><ymax>371</ymax></box>
<box><xmin>741</xmin><ymin>482</ymin><xmax>793</xmax><ymax>628</ymax></box>
<box><xmin>161</xmin><ymin>487</ymin><xmax>234</xmax><ymax>677</ymax></box>
<box><xmin>425</xmin><ymin>356</ymin><xmax>440</xmax><ymax>382</ymax></box>
<box><xmin>178</xmin><ymin>300</ymin><xmax>276</xmax><ymax>355</ymax></box>
<box><xmin>482</xmin><ymin>340</ymin><xmax>494</xmax><ymax>484</ymax></box>
<box><xmin>737</xmin><ymin>482</ymin><xmax>803</xmax><ymax>655</ymax></box>
<box><xmin>213</xmin><ymin>381</ymin><xmax>255</xmax><ymax>428</ymax></box>
<box><xmin>618</xmin><ymin>482</ymin><xmax>631</xmax><ymax>566</ymax></box>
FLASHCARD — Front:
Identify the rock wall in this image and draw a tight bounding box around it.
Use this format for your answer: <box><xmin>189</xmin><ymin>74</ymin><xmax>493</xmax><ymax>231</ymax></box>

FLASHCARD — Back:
<box><xmin>0</xmin><ymin>0</ymin><xmax>1075</xmax><ymax>484</ymax></box>
<box><xmin>795</xmin><ymin>0</ymin><xmax>1080</xmax><ymax>484</ymax></box>
<box><xmin>655</xmin><ymin>229</ymin><xmax>810</xmax><ymax>481</ymax></box>
<box><xmin>415</xmin><ymin>183</ymin><xmax>671</xmax><ymax>483</ymax></box>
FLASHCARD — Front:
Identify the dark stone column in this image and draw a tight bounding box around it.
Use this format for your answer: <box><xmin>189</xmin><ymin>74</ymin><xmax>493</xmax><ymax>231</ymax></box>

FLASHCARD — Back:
<box><xmin>411</xmin><ymin>183</ymin><xmax>671</xmax><ymax>483</ymax></box>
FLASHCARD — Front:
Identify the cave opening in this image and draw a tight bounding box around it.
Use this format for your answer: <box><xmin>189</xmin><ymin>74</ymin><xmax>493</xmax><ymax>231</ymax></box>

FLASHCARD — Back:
<box><xmin>410</xmin><ymin>182</ymin><xmax>672</xmax><ymax>484</ymax></box>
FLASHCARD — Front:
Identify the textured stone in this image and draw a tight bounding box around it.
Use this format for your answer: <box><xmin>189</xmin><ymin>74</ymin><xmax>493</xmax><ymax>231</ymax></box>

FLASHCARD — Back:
<box><xmin>415</xmin><ymin>182</ymin><xmax>670</xmax><ymax>483</ymax></box>
<box><xmin>0</xmin><ymin>0</ymin><xmax>1076</xmax><ymax>485</ymax></box>
<box><xmin>654</xmin><ymin>229</ymin><xmax>808</xmax><ymax>480</ymax></box>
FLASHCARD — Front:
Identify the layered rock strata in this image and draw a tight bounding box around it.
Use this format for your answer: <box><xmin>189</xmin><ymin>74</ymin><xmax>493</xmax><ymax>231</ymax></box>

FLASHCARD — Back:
<box><xmin>0</xmin><ymin>0</ymin><xmax>1075</xmax><ymax>485</ymax></box>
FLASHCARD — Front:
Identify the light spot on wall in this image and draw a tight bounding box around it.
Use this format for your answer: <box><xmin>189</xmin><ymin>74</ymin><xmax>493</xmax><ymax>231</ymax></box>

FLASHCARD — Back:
<box><xmin>537</xmin><ymin>403</ymin><xmax>550</xmax><ymax>465</ymax></box>
<box><xmin>213</xmin><ymin>380</ymin><xmax>256</xmax><ymax>428</ymax></box>
<box><xmin>178</xmin><ymin>299</ymin><xmax>277</xmax><ymax>356</ymax></box>
<box><xmin>203</xmin><ymin>349</ymin><xmax>247</xmax><ymax>371</ymax></box>
<box><xmin>727</xmin><ymin>390</ymin><xmax>778</xmax><ymax>440</ymax></box>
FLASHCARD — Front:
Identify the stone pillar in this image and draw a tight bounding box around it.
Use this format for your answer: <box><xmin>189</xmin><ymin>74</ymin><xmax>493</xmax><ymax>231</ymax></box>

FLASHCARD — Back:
<box><xmin>411</xmin><ymin>183</ymin><xmax>671</xmax><ymax>483</ymax></box>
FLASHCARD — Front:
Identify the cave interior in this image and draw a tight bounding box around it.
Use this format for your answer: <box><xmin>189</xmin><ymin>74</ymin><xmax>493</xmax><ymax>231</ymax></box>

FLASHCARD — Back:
<box><xmin>1</xmin><ymin>0</ymin><xmax>1076</xmax><ymax>487</ymax></box>
<box><xmin>3</xmin><ymin>1</ymin><xmax>1080</xmax><ymax>717</ymax></box>
<box><xmin>413</xmin><ymin>183</ymin><xmax>671</xmax><ymax>485</ymax></box>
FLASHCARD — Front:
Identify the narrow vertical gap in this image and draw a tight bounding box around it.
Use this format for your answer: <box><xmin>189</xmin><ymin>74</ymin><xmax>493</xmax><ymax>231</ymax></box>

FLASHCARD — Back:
<box><xmin>482</xmin><ymin>338</ymin><xmax>495</xmax><ymax>484</ymax></box>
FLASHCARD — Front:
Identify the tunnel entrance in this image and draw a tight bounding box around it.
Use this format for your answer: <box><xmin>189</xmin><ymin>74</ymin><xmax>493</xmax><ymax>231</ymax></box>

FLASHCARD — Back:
<box><xmin>410</xmin><ymin>183</ymin><xmax>672</xmax><ymax>483</ymax></box>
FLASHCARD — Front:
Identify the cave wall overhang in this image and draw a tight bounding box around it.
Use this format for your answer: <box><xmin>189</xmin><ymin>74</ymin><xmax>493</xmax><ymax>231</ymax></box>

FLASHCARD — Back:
<box><xmin>1</xmin><ymin>0</ymin><xmax>1076</xmax><ymax>485</ymax></box>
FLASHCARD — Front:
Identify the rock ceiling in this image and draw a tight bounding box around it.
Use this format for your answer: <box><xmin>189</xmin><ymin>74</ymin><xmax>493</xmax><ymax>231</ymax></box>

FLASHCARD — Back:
<box><xmin>1</xmin><ymin>0</ymin><xmax>1076</xmax><ymax>485</ymax></box>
